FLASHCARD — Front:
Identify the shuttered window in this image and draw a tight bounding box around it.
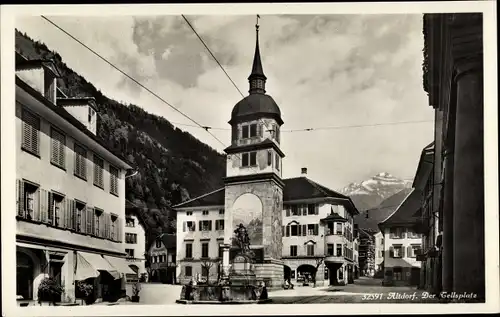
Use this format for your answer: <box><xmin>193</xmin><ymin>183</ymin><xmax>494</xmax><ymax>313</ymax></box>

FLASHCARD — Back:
<box><xmin>109</xmin><ymin>165</ymin><xmax>119</xmax><ymax>196</ymax></box>
<box><xmin>21</xmin><ymin>109</ymin><xmax>40</xmax><ymax>156</ymax></box>
<box><xmin>74</xmin><ymin>144</ymin><xmax>87</xmax><ymax>180</ymax></box>
<box><xmin>50</xmin><ymin>128</ymin><xmax>66</xmax><ymax>169</ymax></box>
<box><xmin>93</xmin><ymin>155</ymin><xmax>104</xmax><ymax>188</ymax></box>
<box><xmin>306</xmin><ymin>244</ymin><xmax>315</xmax><ymax>256</ymax></box>
<box><xmin>94</xmin><ymin>208</ymin><xmax>103</xmax><ymax>237</ymax></box>
<box><xmin>110</xmin><ymin>215</ymin><xmax>117</xmax><ymax>240</ymax></box>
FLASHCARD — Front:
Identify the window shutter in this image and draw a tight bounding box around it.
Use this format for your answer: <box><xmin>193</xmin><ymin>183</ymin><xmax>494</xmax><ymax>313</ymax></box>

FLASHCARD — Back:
<box><xmin>286</xmin><ymin>208</ymin><xmax>290</xmax><ymax>217</ymax></box>
<box><xmin>302</xmin><ymin>206</ymin><xmax>307</xmax><ymax>216</ymax></box>
<box><xmin>87</xmin><ymin>207</ymin><xmax>92</xmax><ymax>234</ymax></box>
<box><xmin>40</xmin><ymin>189</ymin><xmax>49</xmax><ymax>222</ymax></box>
<box><xmin>81</xmin><ymin>206</ymin><xmax>86</xmax><ymax>233</ymax></box>
<box><xmin>407</xmin><ymin>246</ymin><xmax>412</xmax><ymax>258</ymax></box>
<box><xmin>70</xmin><ymin>200</ymin><xmax>76</xmax><ymax>230</ymax></box>
<box><xmin>47</xmin><ymin>192</ymin><xmax>53</xmax><ymax>224</ymax></box>
<box><xmin>401</xmin><ymin>246</ymin><xmax>405</xmax><ymax>258</ymax></box>
<box><xmin>314</xmin><ymin>205</ymin><xmax>319</xmax><ymax>215</ymax></box>
<box><xmin>259</xmin><ymin>123</ymin><xmax>263</xmax><ymax>137</ymax></box>
<box><xmin>100</xmin><ymin>213</ymin><xmax>106</xmax><ymax>238</ymax></box>
<box><xmin>107</xmin><ymin>214</ymin><xmax>111</xmax><ymax>239</ymax></box>
<box><xmin>199</xmin><ymin>221</ymin><xmax>202</xmax><ymax>231</ymax></box>
<box><xmin>314</xmin><ymin>224</ymin><xmax>319</xmax><ymax>235</ymax></box>
<box><xmin>286</xmin><ymin>225</ymin><xmax>290</xmax><ymax>237</ymax></box>
<box><xmin>117</xmin><ymin>218</ymin><xmax>122</xmax><ymax>242</ymax></box>
<box><xmin>389</xmin><ymin>246</ymin><xmax>394</xmax><ymax>258</ymax></box>
<box><xmin>302</xmin><ymin>225</ymin><xmax>307</xmax><ymax>236</ymax></box>
<box><xmin>60</xmin><ymin>197</ymin><xmax>67</xmax><ymax>228</ymax></box>
<box><xmin>267</xmin><ymin>150</ymin><xmax>272</xmax><ymax>166</ymax></box>
<box><xmin>103</xmin><ymin>213</ymin><xmax>108</xmax><ymax>238</ymax></box>
<box><xmin>17</xmin><ymin>179</ymin><xmax>25</xmax><ymax>217</ymax></box>
<box><xmin>282</xmin><ymin>226</ymin><xmax>285</xmax><ymax>236</ymax></box>
<box><xmin>402</xmin><ymin>228</ymin><xmax>406</xmax><ymax>239</ymax></box>
<box><xmin>192</xmin><ymin>221</ymin><xmax>196</xmax><ymax>231</ymax></box>
<box><xmin>297</xmin><ymin>225</ymin><xmax>301</xmax><ymax>236</ymax></box>
<box><xmin>34</xmin><ymin>187</ymin><xmax>40</xmax><ymax>221</ymax></box>
<box><xmin>80</xmin><ymin>206</ymin><xmax>87</xmax><ymax>234</ymax></box>
<box><xmin>183</xmin><ymin>222</ymin><xmax>187</xmax><ymax>232</ymax></box>
<box><xmin>209</xmin><ymin>220</ymin><xmax>212</xmax><ymax>231</ymax></box>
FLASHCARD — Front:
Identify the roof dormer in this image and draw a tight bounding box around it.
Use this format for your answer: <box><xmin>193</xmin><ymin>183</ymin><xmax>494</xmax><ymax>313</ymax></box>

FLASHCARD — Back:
<box><xmin>15</xmin><ymin>52</ymin><xmax>62</xmax><ymax>105</ymax></box>
<box><xmin>57</xmin><ymin>97</ymin><xmax>98</xmax><ymax>135</ymax></box>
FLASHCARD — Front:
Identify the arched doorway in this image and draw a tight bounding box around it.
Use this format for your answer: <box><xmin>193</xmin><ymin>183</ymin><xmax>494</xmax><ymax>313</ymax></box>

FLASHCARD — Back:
<box><xmin>297</xmin><ymin>264</ymin><xmax>315</xmax><ymax>283</ymax></box>
<box><xmin>17</xmin><ymin>251</ymin><xmax>34</xmax><ymax>300</ymax></box>
<box><xmin>284</xmin><ymin>265</ymin><xmax>292</xmax><ymax>281</ymax></box>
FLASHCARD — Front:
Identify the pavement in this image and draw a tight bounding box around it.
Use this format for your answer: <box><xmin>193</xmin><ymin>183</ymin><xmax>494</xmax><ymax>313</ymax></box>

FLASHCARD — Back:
<box><xmin>267</xmin><ymin>277</ymin><xmax>440</xmax><ymax>304</ymax></box>
<box><xmin>17</xmin><ymin>278</ymin><xmax>442</xmax><ymax>307</ymax></box>
<box><xmin>111</xmin><ymin>277</ymin><xmax>439</xmax><ymax>305</ymax></box>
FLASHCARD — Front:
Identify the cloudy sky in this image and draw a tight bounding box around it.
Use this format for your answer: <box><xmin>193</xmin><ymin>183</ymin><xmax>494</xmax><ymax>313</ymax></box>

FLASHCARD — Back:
<box><xmin>16</xmin><ymin>14</ymin><xmax>434</xmax><ymax>191</ymax></box>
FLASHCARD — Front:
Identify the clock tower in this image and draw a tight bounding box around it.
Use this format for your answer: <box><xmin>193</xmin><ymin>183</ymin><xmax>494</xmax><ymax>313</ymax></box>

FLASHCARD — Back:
<box><xmin>222</xmin><ymin>18</ymin><xmax>285</xmax><ymax>289</ymax></box>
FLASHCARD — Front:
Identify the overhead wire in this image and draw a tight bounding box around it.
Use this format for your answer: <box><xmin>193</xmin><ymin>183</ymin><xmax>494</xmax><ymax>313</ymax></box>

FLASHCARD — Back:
<box><xmin>41</xmin><ymin>15</ymin><xmax>426</xmax><ymax>190</ymax></box>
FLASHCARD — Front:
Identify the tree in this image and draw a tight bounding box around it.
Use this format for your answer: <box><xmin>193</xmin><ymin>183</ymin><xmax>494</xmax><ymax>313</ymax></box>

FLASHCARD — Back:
<box><xmin>200</xmin><ymin>258</ymin><xmax>216</xmax><ymax>285</ymax></box>
<box><xmin>312</xmin><ymin>257</ymin><xmax>325</xmax><ymax>288</ymax></box>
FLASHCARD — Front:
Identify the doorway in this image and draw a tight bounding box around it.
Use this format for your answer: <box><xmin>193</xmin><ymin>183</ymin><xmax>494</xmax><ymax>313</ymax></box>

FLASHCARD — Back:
<box><xmin>411</xmin><ymin>267</ymin><xmax>420</xmax><ymax>286</ymax></box>
<box><xmin>284</xmin><ymin>265</ymin><xmax>292</xmax><ymax>282</ymax></box>
<box><xmin>17</xmin><ymin>252</ymin><xmax>34</xmax><ymax>300</ymax></box>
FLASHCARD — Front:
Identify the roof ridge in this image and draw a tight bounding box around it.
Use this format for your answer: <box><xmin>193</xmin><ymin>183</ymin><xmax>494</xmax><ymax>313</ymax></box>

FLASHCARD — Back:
<box><xmin>379</xmin><ymin>187</ymin><xmax>415</xmax><ymax>225</ymax></box>
<box><xmin>173</xmin><ymin>187</ymin><xmax>225</xmax><ymax>208</ymax></box>
<box><xmin>306</xmin><ymin>178</ymin><xmax>349</xmax><ymax>199</ymax></box>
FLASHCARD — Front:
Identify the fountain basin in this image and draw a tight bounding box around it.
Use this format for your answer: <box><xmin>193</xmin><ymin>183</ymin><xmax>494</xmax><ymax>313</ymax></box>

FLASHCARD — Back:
<box><xmin>176</xmin><ymin>284</ymin><xmax>271</xmax><ymax>304</ymax></box>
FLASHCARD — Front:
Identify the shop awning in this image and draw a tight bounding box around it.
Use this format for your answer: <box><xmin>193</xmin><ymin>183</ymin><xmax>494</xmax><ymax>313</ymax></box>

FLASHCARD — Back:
<box><xmin>103</xmin><ymin>255</ymin><xmax>136</xmax><ymax>275</ymax></box>
<box><xmin>76</xmin><ymin>252</ymin><xmax>120</xmax><ymax>280</ymax></box>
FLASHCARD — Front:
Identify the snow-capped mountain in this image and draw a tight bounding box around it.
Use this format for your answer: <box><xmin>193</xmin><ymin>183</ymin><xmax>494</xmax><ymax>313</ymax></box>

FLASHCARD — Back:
<box><xmin>341</xmin><ymin>172</ymin><xmax>413</xmax><ymax>212</ymax></box>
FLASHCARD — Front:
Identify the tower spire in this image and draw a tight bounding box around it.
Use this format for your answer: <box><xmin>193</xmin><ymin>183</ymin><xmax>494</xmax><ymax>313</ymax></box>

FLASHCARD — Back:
<box><xmin>248</xmin><ymin>14</ymin><xmax>266</xmax><ymax>94</ymax></box>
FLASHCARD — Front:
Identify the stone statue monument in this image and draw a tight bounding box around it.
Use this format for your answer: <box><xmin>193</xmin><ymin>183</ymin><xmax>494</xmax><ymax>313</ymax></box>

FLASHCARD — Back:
<box><xmin>233</xmin><ymin>223</ymin><xmax>251</xmax><ymax>254</ymax></box>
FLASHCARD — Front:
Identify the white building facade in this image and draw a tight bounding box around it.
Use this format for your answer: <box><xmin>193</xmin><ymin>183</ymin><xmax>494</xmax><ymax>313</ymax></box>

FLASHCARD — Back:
<box><xmin>15</xmin><ymin>53</ymin><xmax>134</xmax><ymax>304</ymax></box>
<box><xmin>379</xmin><ymin>189</ymin><xmax>423</xmax><ymax>286</ymax></box>
<box><xmin>124</xmin><ymin>203</ymin><xmax>147</xmax><ymax>282</ymax></box>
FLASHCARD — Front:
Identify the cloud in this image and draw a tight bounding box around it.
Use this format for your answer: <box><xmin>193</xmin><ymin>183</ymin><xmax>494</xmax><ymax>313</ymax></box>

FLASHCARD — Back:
<box><xmin>15</xmin><ymin>13</ymin><xmax>433</xmax><ymax>190</ymax></box>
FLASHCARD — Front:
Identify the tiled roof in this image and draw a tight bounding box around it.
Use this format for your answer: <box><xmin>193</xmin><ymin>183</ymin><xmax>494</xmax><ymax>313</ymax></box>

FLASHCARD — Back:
<box><xmin>173</xmin><ymin>177</ymin><xmax>358</xmax><ymax>214</ymax></box>
<box><xmin>320</xmin><ymin>211</ymin><xmax>347</xmax><ymax>222</ymax></box>
<box><xmin>354</xmin><ymin>188</ymin><xmax>413</xmax><ymax>232</ymax></box>
<box><xmin>159</xmin><ymin>233</ymin><xmax>176</xmax><ymax>249</ymax></box>
<box><xmin>173</xmin><ymin>188</ymin><xmax>225</xmax><ymax>208</ymax></box>
<box><xmin>379</xmin><ymin>188</ymin><xmax>422</xmax><ymax>228</ymax></box>
<box><xmin>283</xmin><ymin>177</ymin><xmax>350</xmax><ymax>202</ymax></box>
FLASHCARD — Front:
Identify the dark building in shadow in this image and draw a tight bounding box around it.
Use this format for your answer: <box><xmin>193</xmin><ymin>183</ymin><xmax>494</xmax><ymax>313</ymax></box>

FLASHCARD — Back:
<box><xmin>418</xmin><ymin>13</ymin><xmax>484</xmax><ymax>300</ymax></box>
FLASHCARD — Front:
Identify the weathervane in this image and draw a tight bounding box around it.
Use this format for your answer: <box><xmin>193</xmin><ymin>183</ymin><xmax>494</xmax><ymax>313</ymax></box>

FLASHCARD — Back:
<box><xmin>256</xmin><ymin>14</ymin><xmax>260</xmax><ymax>31</ymax></box>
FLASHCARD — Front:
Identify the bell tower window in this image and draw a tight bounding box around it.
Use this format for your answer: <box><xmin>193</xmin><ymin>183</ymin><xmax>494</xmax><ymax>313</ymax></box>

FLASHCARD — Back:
<box><xmin>242</xmin><ymin>152</ymin><xmax>257</xmax><ymax>167</ymax></box>
<box><xmin>242</xmin><ymin>123</ymin><xmax>258</xmax><ymax>139</ymax></box>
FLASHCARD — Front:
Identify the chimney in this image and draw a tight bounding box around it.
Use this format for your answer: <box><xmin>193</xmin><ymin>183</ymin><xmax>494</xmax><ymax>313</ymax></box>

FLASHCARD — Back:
<box><xmin>301</xmin><ymin>167</ymin><xmax>307</xmax><ymax>175</ymax></box>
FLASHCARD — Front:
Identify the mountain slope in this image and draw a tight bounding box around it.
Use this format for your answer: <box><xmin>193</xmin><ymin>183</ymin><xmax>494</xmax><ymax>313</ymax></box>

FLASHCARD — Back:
<box><xmin>341</xmin><ymin>172</ymin><xmax>412</xmax><ymax>212</ymax></box>
<box><xmin>15</xmin><ymin>30</ymin><xmax>226</xmax><ymax>245</ymax></box>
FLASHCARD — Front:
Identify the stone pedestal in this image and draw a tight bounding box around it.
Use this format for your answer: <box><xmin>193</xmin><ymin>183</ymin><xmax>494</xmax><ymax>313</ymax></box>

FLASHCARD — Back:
<box><xmin>221</xmin><ymin>244</ymin><xmax>231</xmax><ymax>280</ymax></box>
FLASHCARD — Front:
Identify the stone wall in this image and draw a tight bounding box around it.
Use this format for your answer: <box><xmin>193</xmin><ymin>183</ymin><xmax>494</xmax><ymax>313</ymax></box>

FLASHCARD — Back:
<box><xmin>254</xmin><ymin>261</ymin><xmax>284</xmax><ymax>289</ymax></box>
